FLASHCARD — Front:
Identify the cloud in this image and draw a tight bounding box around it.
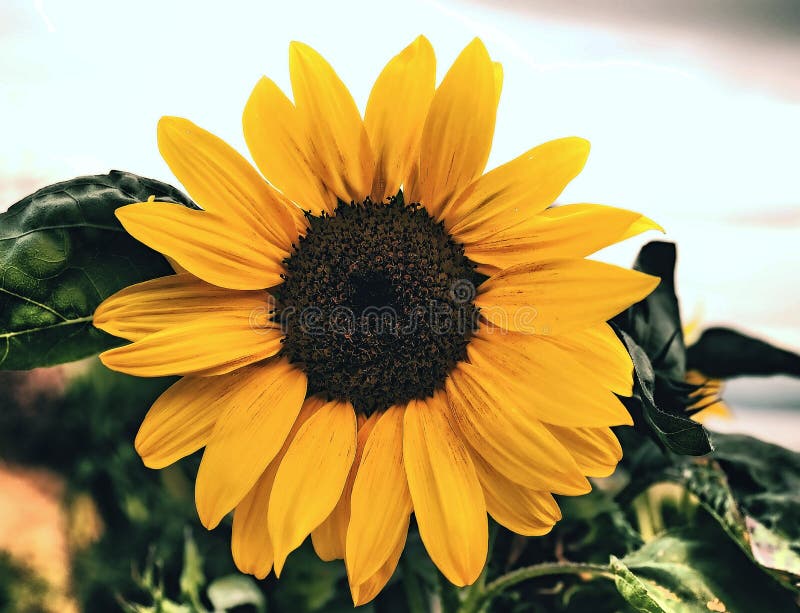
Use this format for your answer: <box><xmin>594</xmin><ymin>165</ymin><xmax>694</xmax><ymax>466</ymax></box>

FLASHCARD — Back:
<box><xmin>468</xmin><ymin>0</ymin><xmax>800</xmax><ymax>99</ymax></box>
<box><xmin>730</xmin><ymin>207</ymin><xmax>800</xmax><ymax>227</ymax></box>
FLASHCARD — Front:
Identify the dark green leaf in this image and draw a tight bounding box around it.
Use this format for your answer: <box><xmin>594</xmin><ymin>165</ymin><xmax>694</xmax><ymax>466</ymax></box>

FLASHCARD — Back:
<box><xmin>611</xmin><ymin>518</ymin><xmax>798</xmax><ymax>612</ymax></box>
<box><xmin>614</xmin><ymin>241</ymin><xmax>686</xmax><ymax>381</ymax></box>
<box><xmin>0</xmin><ymin>171</ymin><xmax>194</xmax><ymax>369</ymax></box>
<box><xmin>687</xmin><ymin>327</ymin><xmax>800</xmax><ymax>379</ymax></box>
<box><xmin>562</xmin><ymin>579</ymin><xmax>638</xmax><ymax>613</ymax></box>
<box><xmin>629</xmin><ymin>432</ymin><xmax>800</xmax><ymax>594</ymax></box>
<box><xmin>609</xmin><ymin>241</ymin><xmax>712</xmax><ymax>456</ymax></box>
<box><xmin>615</xmin><ymin>327</ymin><xmax>712</xmax><ymax>456</ymax></box>
<box><xmin>609</xmin><ymin>557</ymin><xmax>664</xmax><ymax>613</ymax></box>
<box><xmin>702</xmin><ymin>433</ymin><xmax>800</xmax><ymax>590</ymax></box>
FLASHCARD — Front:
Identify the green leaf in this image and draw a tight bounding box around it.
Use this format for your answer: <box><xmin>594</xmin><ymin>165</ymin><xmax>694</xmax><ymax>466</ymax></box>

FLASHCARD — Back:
<box><xmin>0</xmin><ymin>171</ymin><xmax>194</xmax><ymax>369</ymax></box>
<box><xmin>609</xmin><ymin>557</ymin><xmax>665</xmax><ymax>613</ymax></box>
<box><xmin>621</xmin><ymin>432</ymin><xmax>800</xmax><ymax>595</ymax></box>
<box><xmin>615</xmin><ymin>241</ymin><xmax>686</xmax><ymax>381</ymax></box>
<box><xmin>611</xmin><ymin>519</ymin><xmax>798</xmax><ymax>612</ymax></box>
<box><xmin>610</xmin><ymin>241</ymin><xmax>712</xmax><ymax>456</ymax></box>
<box><xmin>207</xmin><ymin>575</ymin><xmax>266</xmax><ymax>613</ymax></box>
<box><xmin>687</xmin><ymin>327</ymin><xmax>800</xmax><ymax>379</ymax></box>
<box><xmin>616</xmin><ymin>328</ymin><xmax>712</xmax><ymax>456</ymax></box>
<box><xmin>681</xmin><ymin>433</ymin><xmax>800</xmax><ymax>592</ymax></box>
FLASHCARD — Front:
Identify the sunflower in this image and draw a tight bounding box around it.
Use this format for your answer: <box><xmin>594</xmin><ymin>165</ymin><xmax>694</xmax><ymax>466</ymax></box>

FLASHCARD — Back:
<box><xmin>93</xmin><ymin>36</ymin><xmax>660</xmax><ymax>604</ymax></box>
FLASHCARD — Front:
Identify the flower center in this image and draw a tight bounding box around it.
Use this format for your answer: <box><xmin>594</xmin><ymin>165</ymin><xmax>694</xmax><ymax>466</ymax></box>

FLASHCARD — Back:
<box><xmin>348</xmin><ymin>271</ymin><xmax>397</xmax><ymax>312</ymax></box>
<box><xmin>275</xmin><ymin>193</ymin><xmax>483</xmax><ymax>415</ymax></box>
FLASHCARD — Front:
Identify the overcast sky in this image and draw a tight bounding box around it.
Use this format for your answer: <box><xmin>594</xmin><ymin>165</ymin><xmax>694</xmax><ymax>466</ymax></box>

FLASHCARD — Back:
<box><xmin>472</xmin><ymin>0</ymin><xmax>800</xmax><ymax>98</ymax></box>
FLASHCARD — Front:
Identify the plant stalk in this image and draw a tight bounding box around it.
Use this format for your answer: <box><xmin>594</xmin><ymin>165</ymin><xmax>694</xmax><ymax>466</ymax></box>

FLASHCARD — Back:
<box><xmin>458</xmin><ymin>562</ymin><xmax>615</xmax><ymax>613</ymax></box>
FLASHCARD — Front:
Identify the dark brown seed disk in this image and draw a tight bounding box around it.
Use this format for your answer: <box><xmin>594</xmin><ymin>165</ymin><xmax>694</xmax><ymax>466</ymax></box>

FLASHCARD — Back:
<box><xmin>274</xmin><ymin>192</ymin><xmax>483</xmax><ymax>415</ymax></box>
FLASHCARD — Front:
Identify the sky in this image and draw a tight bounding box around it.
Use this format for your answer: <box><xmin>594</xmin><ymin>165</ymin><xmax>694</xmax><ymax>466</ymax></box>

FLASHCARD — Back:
<box><xmin>1</xmin><ymin>0</ymin><xmax>799</xmax><ymax>441</ymax></box>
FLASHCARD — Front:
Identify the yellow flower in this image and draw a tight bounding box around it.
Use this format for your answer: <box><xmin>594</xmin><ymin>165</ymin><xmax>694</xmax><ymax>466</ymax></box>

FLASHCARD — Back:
<box><xmin>93</xmin><ymin>37</ymin><xmax>660</xmax><ymax>604</ymax></box>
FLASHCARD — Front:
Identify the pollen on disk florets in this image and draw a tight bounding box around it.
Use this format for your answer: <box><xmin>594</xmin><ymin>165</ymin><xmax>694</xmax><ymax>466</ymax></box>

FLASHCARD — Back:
<box><xmin>275</xmin><ymin>192</ymin><xmax>483</xmax><ymax>415</ymax></box>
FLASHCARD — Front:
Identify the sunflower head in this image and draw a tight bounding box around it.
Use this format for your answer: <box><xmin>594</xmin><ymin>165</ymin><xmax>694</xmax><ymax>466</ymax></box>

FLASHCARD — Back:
<box><xmin>276</xmin><ymin>192</ymin><xmax>483</xmax><ymax>415</ymax></box>
<box><xmin>93</xmin><ymin>35</ymin><xmax>660</xmax><ymax>605</ymax></box>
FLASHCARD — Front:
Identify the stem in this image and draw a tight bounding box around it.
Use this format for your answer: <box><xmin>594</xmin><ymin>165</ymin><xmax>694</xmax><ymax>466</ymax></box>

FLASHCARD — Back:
<box><xmin>459</xmin><ymin>562</ymin><xmax>615</xmax><ymax>613</ymax></box>
<box><xmin>401</xmin><ymin>552</ymin><xmax>427</xmax><ymax>613</ymax></box>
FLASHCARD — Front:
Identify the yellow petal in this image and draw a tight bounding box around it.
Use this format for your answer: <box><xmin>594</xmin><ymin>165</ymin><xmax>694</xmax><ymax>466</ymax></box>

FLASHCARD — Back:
<box><xmin>94</xmin><ymin>273</ymin><xmax>269</xmax><ymax>342</ymax></box>
<box><xmin>475</xmin><ymin>258</ymin><xmax>659</xmax><ymax>334</ymax></box>
<box><xmin>621</xmin><ymin>214</ymin><xmax>665</xmax><ymax>241</ymax></box>
<box><xmin>545</xmin><ymin>425</ymin><xmax>622</xmax><ymax>478</ymax></box>
<box><xmin>231</xmin><ymin>465</ymin><xmax>275</xmax><ymax>579</ymax></box>
<box><xmin>231</xmin><ymin>396</ymin><xmax>323</xmax><ymax>578</ymax></box>
<box><xmin>346</xmin><ymin>406</ymin><xmax>412</xmax><ymax>585</ymax></box>
<box><xmin>463</xmin><ymin>203</ymin><xmax>661</xmax><ymax>270</ymax></box>
<box><xmin>311</xmin><ymin>414</ymin><xmax>378</xmax><ymax>561</ymax></box>
<box><xmin>550</xmin><ymin>324</ymin><xmax>633</xmax><ymax>396</ymax></box>
<box><xmin>470</xmin><ymin>450</ymin><xmax>561</xmax><ymax>536</ymax></box>
<box><xmin>493</xmin><ymin>62</ymin><xmax>503</xmax><ymax>108</ymax></box>
<box><xmin>289</xmin><ymin>42</ymin><xmax>374</xmax><ymax>203</ymax></box>
<box><xmin>195</xmin><ymin>359</ymin><xmax>307</xmax><ymax>529</ymax></box>
<box><xmin>99</xmin><ymin>309</ymin><xmax>282</xmax><ymax>378</ymax></box>
<box><xmin>165</xmin><ymin>256</ymin><xmax>187</xmax><ymax>274</ymax></box>
<box><xmin>134</xmin><ymin>374</ymin><xmax>236</xmax><ymax>469</ymax></box>
<box><xmin>539</xmin><ymin>203</ymin><xmax>663</xmax><ymax>246</ymax></box>
<box><xmin>243</xmin><ymin>76</ymin><xmax>336</xmax><ymax>215</ymax></box>
<box><xmin>269</xmin><ymin>399</ymin><xmax>357</xmax><ymax>576</ymax></box>
<box><xmin>365</xmin><ymin>36</ymin><xmax>436</xmax><ymax>202</ymax></box>
<box><xmin>271</xmin><ymin>188</ymin><xmax>311</xmax><ymax>237</ymax></box>
<box><xmin>444</xmin><ymin>138</ymin><xmax>590</xmax><ymax>238</ymax></box>
<box><xmin>116</xmin><ymin>202</ymin><xmax>286</xmax><ymax>290</ymax></box>
<box><xmin>350</xmin><ymin>519</ymin><xmax>408</xmax><ymax>606</ymax></box>
<box><xmin>416</xmin><ymin>38</ymin><xmax>497</xmax><ymax>218</ymax></box>
<box><xmin>692</xmin><ymin>400</ymin><xmax>732</xmax><ymax>422</ymax></box>
<box><xmin>469</xmin><ymin>330</ymin><xmax>633</xmax><ymax>428</ymax></box>
<box><xmin>309</xmin><ymin>504</ymin><xmax>346</xmax><ymax>561</ymax></box>
<box><xmin>686</xmin><ymin>372</ymin><xmax>731</xmax><ymax>422</ymax></box>
<box><xmin>445</xmin><ymin>364</ymin><xmax>590</xmax><ymax>493</ymax></box>
<box><xmin>403</xmin><ymin>391</ymin><xmax>487</xmax><ymax>586</ymax></box>
<box><xmin>405</xmin><ymin>158</ymin><xmax>421</xmax><ymax>203</ymax></box>
<box><xmin>157</xmin><ymin>116</ymin><xmax>298</xmax><ymax>249</ymax></box>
